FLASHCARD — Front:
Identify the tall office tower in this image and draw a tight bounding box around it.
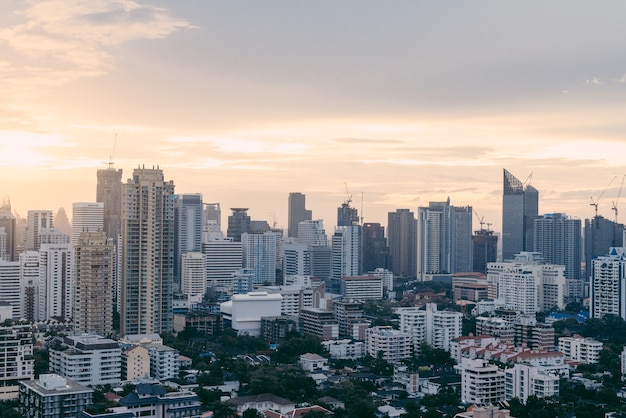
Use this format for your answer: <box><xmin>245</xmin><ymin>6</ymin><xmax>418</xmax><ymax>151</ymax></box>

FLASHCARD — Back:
<box><xmin>472</xmin><ymin>229</ymin><xmax>498</xmax><ymax>275</ymax></box>
<box><xmin>73</xmin><ymin>231</ymin><xmax>113</xmax><ymax>336</ymax></box>
<box><xmin>288</xmin><ymin>192</ymin><xmax>312</xmax><ymax>238</ymax></box>
<box><xmin>337</xmin><ymin>201</ymin><xmax>359</xmax><ymax>227</ymax></box>
<box><xmin>502</xmin><ymin>169</ymin><xmax>539</xmax><ymax>261</ymax></box>
<box><xmin>297</xmin><ymin>220</ymin><xmax>329</xmax><ymax>246</ymax></box>
<box><xmin>585</xmin><ymin>215</ymin><xmax>624</xmax><ymax>280</ymax></box>
<box><xmin>97</xmin><ymin>167</ymin><xmax>123</xmax><ymax>245</ymax></box>
<box><xmin>38</xmin><ymin>243</ymin><xmax>73</xmax><ymax>321</ymax></box>
<box><xmin>25</xmin><ymin>210</ymin><xmax>53</xmax><ymax>251</ymax></box>
<box><xmin>332</xmin><ymin>225</ymin><xmax>361</xmax><ymax>279</ymax></box>
<box><xmin>120</xmin><ymin>166</ymin><xmax>175</xmax><ymax>336</ymax></box>
<box><xmin>417</xmin><ymin>199</ymin><xmax>472</xmax><ymax>280</ymax></box>
<box><xmin>242</xmin><ymin>232</ymin><xmax>277</xmax><ymax>284</ymax></box>
<box><xmin>204</xmin><ymin>203</ymin><xmax>221</xmax><ymax>228</ymax></box>
<box><xmin>181</xmin><ymin>252</ymin><xmax>206</xmax><ymax>296</ymax></box>
<box><xmin>590</xmin><ymin>247</ymin><xmax>626</xmax><ymax>320</ymax></box>
<box><xmin>387</xmin><ymin>209</ymin><xmax>417</xmax><ymax>279</ymax></box>
<box><xmin>54</xmin><ymin>207</ymin><xmax>72</xmax><ymax>237</ymax></box>
<box><xmin>308</xmin><ymin>245</ymin><xmax>332</xmax><ymax>280</ymax></box>
<box><xmin>173</xmin><ymin>194</ymin><xmax>203</xmax><ymax>287</ymax></box>
<box><xmin>0</xmin><ymin>260</ymin><xmax>21</xmax><ymax>319</ymax></box>
<box><xmin>202</xmin><ymin>230</ymin><xmax>242</xmax><ymax>290</ymax></box>
<box><xmin>532</xmin><ymin>213</ymin><xmax>581</xmax><ymax>279</ymax></box>
<box><xmin>19</xmin><ymin>251</ymin><xmax>39</xmax><ymax>322</ymax></box>
<box><xmin>361</xmin><ymin>223</ymin><xmax>390</xmax><ymax>273</ymax></box>
<box><xmin>71</xmin><ymin>202</ymin><xmax>104</xmax><ymax>246</ymax></box>
<box><xmin>227</xmin><ymin>208</ymin><xmax>251</xmax><ymax>242</ymax></box>
<box><xmin>0</xmin><ymin>212</ymin><xmax>16</xmax><ymax>261</ymax></box>
<box><xmin>284</xmin><ymin>242</ymin><xmax>310</xmax><ymax>276</ymax></box>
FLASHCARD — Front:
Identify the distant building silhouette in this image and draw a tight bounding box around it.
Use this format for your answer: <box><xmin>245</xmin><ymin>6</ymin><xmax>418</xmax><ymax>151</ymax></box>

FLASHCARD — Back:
<box><xmin>585</xmin><ymin>215</ymin><xmax>624</xmax><ymax>279</ymax></box>
<box><xmin>532</xmin><ymin>213</ymin><xmax>581</xmax><ymax>279</ymax></box>
<box><xmin>288</xmin><ymin>192</ymin><xmax>312</xmax><ymax>238</ymax></box>
<box><xmin>361</xmin><ymin>223</ymin><xmax>390</xmax><ymax>273</ymax></box>
<box><xmin>472</xmin><ymin>229</ymin><xmax>497</xmax><ymax>275</ymax></box>
<box><xmin>96</xmin><ymin>167</ymin><xmax>122</xmax><ymax>244</ymax></box>
<box><xmin>174</xmin><ymin>193</ymin><xmax>203</xmax><ymax>288</ymax></box>
<box><xmin>502</xmin><ymin>169</ymin><xmax>538</xmax><ymax>261</ymax></box>
<box><xmin>227</xmin><ymin>208</ymin><xmax>251</xmax><ymax>242</ymax></box>
<box><xmin>387</xmin><ymin>209</ymin><xmax>416</xmax><ymax>279</ymax></box>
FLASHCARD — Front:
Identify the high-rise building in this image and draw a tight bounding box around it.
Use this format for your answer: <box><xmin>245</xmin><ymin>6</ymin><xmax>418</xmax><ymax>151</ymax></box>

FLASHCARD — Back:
<box><xmin>532</xmin><ymin>213</ymin><xmax>581</xmax><ymax>279</ymax></box>
<box><xmin>417</xmin><ymin>199</ymin><xmax>472</xmax><ymax>280</ymax></box>
<box><xmin>71</xmin><ymin>202</ymin><xmax>104</xmax><ymax>246</ymax></box>
<box><xmin>73</xmin><ymin>231</ymin><xmax>114</xmax><ymax>336</ymax></box>
<box><xmin>25</xmin><ymin>210</ymin><xmax>53</xmax><ymax>251</ymax></box>
<box><xmin>332</xmin><ymin>226</ymin><xmax>361</xmax><ymax>279</ymax></box>
<box><xmin>288</xmin><ymin>192</ymin><xmax>312</xmax><ymax>238</ymax></box>
<box><xmin>387</xmin><ymin>209</ymin><xmax>417</xmax><ymax>279</ymax></box>
<box><xmin>19</xmin><ymin>252</ymin><xmax>39</xmax><ymax>322</ymax></box>
<box><xmin>202</xmin><ymin>232</ymin><xmax>242</xmax><ymax>290</ymax></box>
<box><xmin>0</xmin><ymin>261</ymin><xmax>21</xmax><ymax>319</ymax></box>
<box><xmin>227</xmin><ymin>208</ymin><xmax>251</xmax><ymax>242</ymax></box>
<box><xmin>204</xmin><ymin>203</ymin><xmax>221</xmax><ymax>228</ymax></box>
<box><xmin>38</xmin><ymin>243</ymin><xmax>73</xmax><ymax>321</ymax></box>
<box><xmin>242</xmin><ymin>232</ymin><xmax>277</xmax><ymax>285</ymax></box>
<box><xmin>174</xmin><ymin>193</ymin><xmax>203</xmax><ymax>286</ymax></box>
<box><xmin>120</xmin><ymin>166</ymin><xmax>175</xmax><ymax>336</ymax></box>
<box><xmin>297</xmin><ymin>220</ymin><xmax>329</xmax><ymax>246</ymax></box>
<box><xmin>590</xmin><ymin>247</ymin><xmax>626</xmax><ymax>320</ymax></box>
<box><xmin>585</xmin><ymin>215</ymin><xmax>624</xmax><ymax>279</ymax></box>
<box><xmin>337</xmin><ymin>201</ymin><xmax>359</xmax><ymax>227</ymax></box>
<box><xmin>502</xmin><ymin>169</ymin><xmax>539</xmax><ymax>261</ymax></box>
<box><xmin>361</xmin><ymin>223</ymin><xmax>390</xmax><ymax>273</ymax></box>
<box><xmin>0</xmin><ymin>212</ymin><xmax>16</xmax><ymax>261</ymax></box>
<box><xmin>472</xmin><ymin>229</ymin><xmax>498</xmax><ymax>275</ymax></box>
<box><xmin>181</xmin><ymin>252</ymin><xmax>206</xmax><ymax>296</ymax></box>
<box><xmin>96</xmin><ymin>167</ymin><xmax>123</xmax><ymax>245</ymax></box>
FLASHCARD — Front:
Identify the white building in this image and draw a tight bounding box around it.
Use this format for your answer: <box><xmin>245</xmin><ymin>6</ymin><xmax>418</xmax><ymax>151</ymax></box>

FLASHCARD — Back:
<box><xmin>590</xmin><ymin>247</ymin><xmax>626</xmax><ymax>319</ymax></box>
<box><xmin>283</xmin><ymin>241</ymin><xmax>309</xmax><ymax>276</ymax></box>
<box><xmin>321</xmin><ymin>339</ymin><xmax>366</xmax><ymax>360</ymax></box>
<box><xmin>181</xmin><ymin>252</ymin><xmax>206</xmax><ymax>296</ymax></box>
<box><xmin>220</xmin><ymin>292</ymin><xmax>282</xmax><ymax>337</ymax></box>
<box><xmin>25</xmin><ymin>210</ymin><xmax>53</xmax><ymax>251</ymax></box>
<box><xmin>340</xmin><ymin>275</ymin><xmax>383</xmax><ymax>301</ymax></box>
<box><xmin>456</xmin><ymin>359</ymin><xmax>505</xmax><ymax>406</ymax></box>
<box><xmin>202</xmin><ymin>232</ymin><xmax>243</xmax><ymax>290</ymax></box>
<box><xmin>332</xmin><ymin>226</ymin><xmax>360</xmax><ymax>279</ymax></box>
<box><xmin>146</xmin><ymin>344</ymin><xmax>180</xmax><ymax>381</ymax></box>
<box><xmin>368</xmin><ymin>268</ymin><xmax>394</xmax><ymax>294</ymax></box>
<box><xmin>397</xmin><ymin>303</ymin><xmax>463</xmax><ymax>353</ymax></box>
<box><xmin>504</xmin><ymin>363</ymin><xmax>559</xmax><ymax>403</ymax></box>
<box><xmin>71</xmin><ymin>202</ymin><xmax>104</xmax><ymax>246</ymax></box>
<box><xmin>558</xmin><ymin>336</ymin><xmax>602</xmax><ymax>364</ymax></box>
<box><xmin>0</xmin><ymin>322</ymin><xmax>34</xmax><ymax>400</ymax></box>
<box><xmin>20</xmin><ymin>374</ymin><xmax>93</xmax><ymax>418</ymax></box>
<box><xmin>365</xmin><ymin>326</ymin><xmax>411</xmax><ymax>363</ymax></box>
<box><xmin>0</xmin><ymin>261</ymin><xmax>21</xmax><ymax>319</ymax></box>
<box><xmin>38</xmin><ymin>243</ymin><xmax>73</xmax><ymax>321</ymax></box>
<box><xmin>297</xmin><ymin>220</ymin><xmax>329</xmax><ymax>246</ymax></box>
<box><xmin>299</xmin><ymin>353</ymin><xmax>329</xmax><ymax>372</ymax></box>
<box><xmin>49</xmin><ymin>334</ymin><xmax>121</xmax><ymax>387</ymax></box>
<box><xmin>242</xmin><ymin>232</ymin><xmax>277</xmax><ymax>285</ymax></box>
<box><xmin>260</xmin><ymin>285</ymin><xmax>315</xmax><ymax>316</ymax></box>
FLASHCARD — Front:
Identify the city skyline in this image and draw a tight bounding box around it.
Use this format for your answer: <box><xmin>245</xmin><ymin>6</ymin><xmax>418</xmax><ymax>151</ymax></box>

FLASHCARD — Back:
<box><xmin>1</xmin><ymin>2</ymin><xmax>626</xmax><ymax>232</ymax></box>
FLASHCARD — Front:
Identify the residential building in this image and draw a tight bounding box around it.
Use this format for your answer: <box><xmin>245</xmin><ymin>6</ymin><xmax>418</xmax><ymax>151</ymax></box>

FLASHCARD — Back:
<box><xmin>173</xmin><ymin>311</ymin><xmax>223</xmax><ymax>335</ymax></box>
<box><xmin>590</xmin><ymin>247</ymin><xmax>626</xmax><ymax>319</ymax></box>
<box><xmin>340</xmin><ymin>275</ymin><xmax>383</xmax><ymax>301</ymax></box>
<box><xmin>558</xmin><ymin>335</ymin><xmax>602</xmax><ymax>364</ymax></box>
<box><xmin>232</xmin><ymin>268</ymin><xmax>254</xmax><ymax>294</ymax></box>
<box><xmin>227</xmin><ymin>393</ymin><xmax>296</xmax><ymax>415</ymax></box>
<box><xmin>173</xmin><ymin>193</ymin><xmax>203</xmax><ymax>288</ymax></box>
<box><xmin>71</xmin><ymin>202</ymin><xmax>104</xmax><ymax>246</ymax></box>
<box><xmin>332</xmin><ymin>226</ymin><xmax>361</xmax><ymax>279</ymax></box>
<box><xmin>288</xmin><ymin>192</ymin><xmax>312</xmax><ymax>238</ymax></box>
<box><xmin>299</xmin><ymin>353</ymin><xmax>329</xmax><ymax>372</ymax></box>
<box><xmin>96</xmin><ymin>166</ymin><xmax>123</xmax><ymax>245</ymax></box>
<box><xmin>117</xmin><ymin>384</ymin><xmax>201</xmax><ymax>418</ymax></box>
<box><xmin>242</xmin><ymin>232</ymin><xmax>277</xmax><ymax>285</ymax></box>
<box><xmin>456</xmin><ymin>359</ymin><xmax>505</xmax><ymax>405</ymax></box>
<box><xmin>321</xmin><ymin>339</ymin><xmax>366</xmax><ymax>359</ymax></box>
<box><xmin>39</xmin><ymin>243</ymin><xmax>73</xmax><ymax>321</ymax></box>
<box><xmin>261</xmin><ymin>316</ymin><xmax>299</xmax><ymax>344</ymax></box>
<box><xmin>387</xmin><ymin>209</ymin><xmax>417</xmax><ymax>279</ymax></box>
<box><xmin>122</xmin><ymin>345</ymin><xmax>151</xmax><ymax>381</ymax></box>
<box><xmin>585</xmin><ymin>215</ymin><xmax>624</xmax><ymax>279</ymax></box>
<box><xmin>0</xmin><ymin>322</ymin><xmax>34</xmax><ymax>400</ymax></box>
<box><xmin>220</xmin><ymin>292</ymin><xmax>282</xmax><ymax>337</ymax></box>
<box><xmin>180</xmin><ymin>252</ymin><xmax>206</xmax><ymax>296</ymax></box>
<box><xmin>20</xmin><ymin>374</ymin><xmax>93</xmax><ymax>418</ymax></box>
<box><xmin>0</xmin><ymin>261</ymin><xmax>21</xmax><ymax>319</ymax></box>
<box><xmin>532</xmin><ymin>213</ymin><xmax>581</xmax><ymax>279</ymax></box>
<box><xmin>49</xmin><ymin>335</ymin><xmax>121</xmax><ymax>387</ymax></box>
<box><xmin>332</xmin><ymin>299</ymin><xmax>369</xmax><ymax>339</ymax></box>
<box><xmin>73</xmin><ymin>231</ymin><xmax>114</xmax><ymax>336</ymax></box>
<box><xmin>365</xmin><ymin>326</ymin><xmax>411</xmax><ymax>363</ymax></box>
<box><xmin>145</xmin><ymin>344</ymin><xmax>180</xmax><ymax>381</ymax></box>
<box><xmin>502</xmin><ymin>169</ymin><xmax>539</xmax><ymax>261</ymax></box>
<box><xmin>120</xmin><ymin>166</ymin><xmax>175</xmax><ymax>336</ymax></box>
<box><xmin>397</xmin><ymin>303</ymin><xmax>462</xmax><ymax>352</ymax></box>
<box><xmin>299</xmin><ymin>308</ymin><xmax>339</xmax><ymax>340</ymax></box>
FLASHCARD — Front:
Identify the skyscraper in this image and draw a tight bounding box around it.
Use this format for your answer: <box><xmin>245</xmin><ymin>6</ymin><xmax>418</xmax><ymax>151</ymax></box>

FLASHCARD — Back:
<box><xmin>71</xmin><ymin>202</ymin><xmax>104</xmax><ymax>246</ymax></box>
<box><xmin>227</xmin><ymin>208</ymin><xmax>251</xmax><ymax>242</ymax></box>
<box><xmin>38</xmin><ymin>242</ymin><xmax>73</xmax><ymax>321</ymax></box>
<box><xmin>332</xmin><ymin>226</ymin><xmax>361</xmax><ymax>279</ymax></box>
<box><xmin>361</xmin><ymin>223</ymin><xmax>390</xmax><ymax>273</ymax></box>
<box><xmin>96</xmin><ymin>167</ymin><xmax>123</xmax><ymax>244</ymax></box>
<box><xmin>417</xmin><ymin>199</ymin><xmax>472</xmax><ymax>280</ymax></box>
<box><xmin>173</xmin><ymin>193</ymin><xmax>203</xmax><ymax>287</ymax></box>
<box><xmin>532</xmin><ymin>213</ymin><xmax>581</xmax><ymax>279</ymax></box>
<box><xmin>585</xmin><ymin>215</ymin><xmax>624</xmax><ymax>280</ymax></box>
<box><xmin>204</xmin><ymin>203</ymin><xmax>221</xmax><ymax>228</ymax></box>
<box><xmin>0</xmin><ymin>212</ymin><xmax>16</xmax><ymax>261</ymax></box>
<box><xmin>387</xmin><ymin>209</ymin><xmax>417</xmax><ymax>279</ymax></box>
<box><xmin>337</xmin><ymin>201</ymin><xmax>359</xmax><ymax>227</ymax></box>
<box><xmin>472</xmin><ymin>229</ymin><xmax>498</xmax><ymax>275</ymax></box>
<box><xmin>120</xmin><ymin>166</ymin><xmax>175</xmax><ymax>336</ymax></box>
<box><xmin>590</xmin><ymin>247</ymin><xmax>626</xmax><ymax>320</ymax></box>
<box><xmin>242</xmin><ymin>232</ymin><xmax>277</xmax><ymax>284</ymax></box>
<box><xmin>502</xmin><ymin>169</ymin><xmax>539</xmax><ymax>261</ymax></box>
<box><xmin>288</xmin><ymin>192</ymin><xmax>312</xmax><ymax>238</ymax></box>
<box><xmin>25</xmin><ymin>210</ymin><xmax>53</xmax><ymax>251</ymax></box>
<box><xmin>73</xmin><ymin>231</ymin><xmax>114</xmax><ymax>336</ymax></box>
<box><xmin>297</xmin><ymin>220</ymin><xmax>329</xmax><ymax>246</ymax></box>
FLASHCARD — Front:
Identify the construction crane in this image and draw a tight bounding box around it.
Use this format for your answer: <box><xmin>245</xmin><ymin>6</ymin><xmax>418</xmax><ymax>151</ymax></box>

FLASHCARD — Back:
<box><xmin>104</xmin><ymin>133</ymin><xmax>118</xmax><ymax>169</ymax></box>
<box><xmin>590</xmin><ymin>175</ymin><xmax>617</xmax><ymax>217</ymax></box>
<box><xmin>474</xmin><ymin>210</ymin><xmax>485</xmax><ymax>231</ymax></box>
<box><xmin>344</xmin><ymin>182</ymin><xmax>352</xmax><ymax>205</ymax></box>
<box><xmin>522</xmin><ymin>171</ymin><xmax>533</xmax><ymax>187</ymax></box>
<box><xmin>612</xmin><ymin>174</ymin><xmax>625</xmax><ymax>224</ymax></box>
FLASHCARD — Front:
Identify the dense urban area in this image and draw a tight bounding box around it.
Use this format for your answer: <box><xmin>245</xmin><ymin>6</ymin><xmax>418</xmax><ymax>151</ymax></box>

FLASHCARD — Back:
<box><xmin>2</xmin><ymin>166</ymin><xmax>626</xmax><ymax>418</ymax></box>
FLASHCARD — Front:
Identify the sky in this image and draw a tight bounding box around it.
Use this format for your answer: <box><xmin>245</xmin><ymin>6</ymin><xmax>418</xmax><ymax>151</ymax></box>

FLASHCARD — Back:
<box><xmin>1</xmin><ymin>1</ymin><xmax>626</xmax><ymax>232</ymax></box>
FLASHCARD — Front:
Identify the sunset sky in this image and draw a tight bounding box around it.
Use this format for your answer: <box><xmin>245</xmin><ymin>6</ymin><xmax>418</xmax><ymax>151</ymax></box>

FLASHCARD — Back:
<box><xmin>1</xmin><ymin>1</ymin><xmax>626</xmax><ymax>232</ymax></box>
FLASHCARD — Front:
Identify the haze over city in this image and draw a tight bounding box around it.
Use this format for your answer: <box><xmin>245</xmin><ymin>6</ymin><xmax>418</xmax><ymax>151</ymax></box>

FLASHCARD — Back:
<box><xmin>2</xmin><ymin>1</ymin><xmax>626</xmax><ymax>231</ymax></box>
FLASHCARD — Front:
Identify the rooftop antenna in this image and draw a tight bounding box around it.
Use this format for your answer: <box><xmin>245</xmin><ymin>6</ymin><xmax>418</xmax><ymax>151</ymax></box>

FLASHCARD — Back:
<box><xmin>591</xmin><ymin>175</ymin><xmax>617</xmax><ymax>218</ymax></box>
<box><xmin>105</xmin><ymin>133</ymin><xmax>117</xmax><ymax>169</ymax></box>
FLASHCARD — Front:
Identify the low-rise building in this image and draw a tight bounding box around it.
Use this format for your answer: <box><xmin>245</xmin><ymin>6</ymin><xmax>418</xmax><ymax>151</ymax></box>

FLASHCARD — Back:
<box><xmin>504</xmin><ymin>363</ymin><xmax>559</xmax><ymax>403</ymax></box>
<box><xmin>365</xmin><ymin>326</ymin><xmax>411</xmax><ymax>363</ymax></box>
<box><xmin>122</xmin><ymin>345</ymin><xmax>151</xmax><ymax>381</ymax></box>
<box><xmin>220</xmin><ymin>291</ymin><xmax>283</xmax><ymax>337</ymax></box>
<box><xmin>558</xmin><ymin>335</ymin><xmax>602</xmax><ymax>364</ymax></box>
<box><xmin>299</xmin><ymin>353</ymin><xmax>329</xmax><ymax>372</ymax></box>
<box><xmin>117</xmin><ymin>384</ymin><xmax>202</xmax><ymax>418</ymax></box>
<box><xmin>456</xmin><ymin>359</ymin><xmax>505</xmax><ymax>406</ymax></box>
<box><xmin>227</xmin><ymin>393</ymin><xmax>296</xmax><ymax>415</ymax></box>
<box><xmin>321</xmin><ymin>339</ymin><xmax>366</xmax><ymax>360</ymax></box>
<box><xmin>300</xmin><ymin>308</ymin><xmax>338</xmax><ymax>340</ymax></box>
<box><xmin>20</xmin><ymin>374</ymin><xmax>93</xmax><ymax>418</ymax></box>
<box><xmin>145</xmin><ymin>344</ymin><xmax>180</xmax><ymax>381</ymax></box>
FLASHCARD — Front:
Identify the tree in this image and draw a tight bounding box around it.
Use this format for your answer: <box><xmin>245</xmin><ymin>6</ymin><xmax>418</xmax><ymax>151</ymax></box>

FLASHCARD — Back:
<box><xmin>211</xmin><ymin>402</ymin><xmax>239</xmax><ymax>418</ymax></box>
<box><xmin>242</xmin><ymin>408</ymin><xmax>264</xmax><ymax>418</ymax></box>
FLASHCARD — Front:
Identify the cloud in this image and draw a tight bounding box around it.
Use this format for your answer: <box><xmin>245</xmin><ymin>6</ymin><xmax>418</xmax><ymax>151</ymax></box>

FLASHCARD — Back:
<box><xmin>586</xmin><ymin>77</ymin><xmax>604</xmax><ymax>85</ymax></box>
<box><xmin>615</xmin><ymin>74</ymin><xmax>626</xmax><ymax>83</ymax></box>
<box><xmin>332</xmin><ymin>138</ymin><xmax>404</xmax><ymax>145</ymax></box>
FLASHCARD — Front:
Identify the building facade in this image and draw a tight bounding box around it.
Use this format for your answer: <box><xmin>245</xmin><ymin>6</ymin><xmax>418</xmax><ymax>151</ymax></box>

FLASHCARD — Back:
<box><xmin>288</xmin><ymin>192</ymin><xmax>312</xmax><ymax>238</ymax></box>
<box><xmin>502</xmin><ymin>169</ymin><xmax>539</xmax><ymax>262</ymax></box>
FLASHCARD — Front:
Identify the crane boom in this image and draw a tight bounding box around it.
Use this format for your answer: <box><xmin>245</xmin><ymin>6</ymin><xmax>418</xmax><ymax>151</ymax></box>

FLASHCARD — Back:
<box><xmin>590</xmin><ymin>175</ymin><xmax>617</xmax><ymax>217</ymax></box>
